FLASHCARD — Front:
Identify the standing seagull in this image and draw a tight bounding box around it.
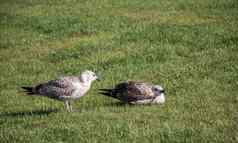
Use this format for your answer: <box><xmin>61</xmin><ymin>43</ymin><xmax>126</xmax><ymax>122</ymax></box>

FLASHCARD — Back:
<box><xmin>99</xmin><ymin>81</ymin><xmax>165</xmax><ymax>104</ymax></box>
<box><xmin>21</xmin><ymin>70</ymin><xmax>99</xmax><ymax>111</ymax></box>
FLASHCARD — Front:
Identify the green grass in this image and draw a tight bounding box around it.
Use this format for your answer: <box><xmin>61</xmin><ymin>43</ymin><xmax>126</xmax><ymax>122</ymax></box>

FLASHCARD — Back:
<box><xmin>0</xmin><ymin>0</ymin><xmax>237</xmax><ymax>142</ymax></box>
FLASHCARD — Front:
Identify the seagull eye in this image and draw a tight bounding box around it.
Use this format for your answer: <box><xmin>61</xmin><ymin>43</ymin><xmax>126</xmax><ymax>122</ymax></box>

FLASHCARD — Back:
<box><xmin>154</xmin><ymin>88</ymin><xmax>159</xmax><ymax>91</ymax></box>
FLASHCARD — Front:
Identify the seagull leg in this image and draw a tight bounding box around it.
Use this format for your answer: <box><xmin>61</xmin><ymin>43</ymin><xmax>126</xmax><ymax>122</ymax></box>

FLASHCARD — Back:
<box><xmin>68</xmin><ymin>101</ymin><xmax>73</xmax><ymax>112</ymax></box>
<box><xmin>64</xmin><ymin>100</ymin><xmax>70</xmax><ymax>112</ymax></box>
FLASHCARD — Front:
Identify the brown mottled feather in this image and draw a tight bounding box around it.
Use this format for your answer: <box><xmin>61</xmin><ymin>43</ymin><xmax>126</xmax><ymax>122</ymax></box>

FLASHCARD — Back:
<box><xmin>32</xmin><ymin>77</ymin><xmax>78</xmax><ymax>100</ymax></box>
<box><xmin>99</xmin><ymin>81</ymin><xmax>155</xmax><ymax>102</ymax></box>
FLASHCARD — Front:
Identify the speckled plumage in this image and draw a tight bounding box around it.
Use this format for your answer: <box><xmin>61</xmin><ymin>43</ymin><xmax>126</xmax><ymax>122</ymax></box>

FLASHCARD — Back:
<box><xmin>22</xmin><ymin>70</ymin><xmax>99</xmax><ymax>111</ymax></box>
<box><xmin>99</xmin><ymin>81</ymin><xmax>165</xmax><ymax>104</ymax></box>
<box><xmin>32</xmin><ymin>77</ymin><xmax>79</xmax><ymax>100</ymax></box>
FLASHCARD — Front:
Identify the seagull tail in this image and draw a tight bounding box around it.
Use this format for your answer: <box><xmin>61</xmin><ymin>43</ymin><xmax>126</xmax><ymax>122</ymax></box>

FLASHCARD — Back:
<box><xmin>98</xmin><ymin>89</ymin><xmax>118</xmax><ymax>99</ymax></box>
<box><xmin>21</xmin><ymin>86</ymin><xmax>35</xmax><ymax>95</ymax></box>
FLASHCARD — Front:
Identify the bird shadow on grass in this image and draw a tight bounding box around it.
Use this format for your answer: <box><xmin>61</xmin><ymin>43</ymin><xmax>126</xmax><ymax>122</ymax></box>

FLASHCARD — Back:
<box><xmin>0</xmin><ymin>108</ymin><xmax>59</xmax><ymax>118</ymax></box>
<box><xmin>105</xmin><ymin>101</ymin><xmax>162</xmax><ymax>106</ymax></box>
<box><xmin>103</xmin><ymin>102</ymin><xmax>144</xmax><ymax>108</ymax></box>
<box><xmin>70</xmin><ymin>102</ymin><xmax>135</xmax><ymax>112</ymax></box>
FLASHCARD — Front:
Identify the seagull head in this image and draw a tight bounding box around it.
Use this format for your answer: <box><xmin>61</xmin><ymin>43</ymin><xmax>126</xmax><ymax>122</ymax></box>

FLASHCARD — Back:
<box><xmin>152</xmin><ymin>85</ymin><xmax>165</xmax><ymax>96</ymax></box>
<box><xmin>80</xmin><ymin>70</ymin><xmax>99</xmax><ymax>83</ymax></box>
<box><xmin>152</xmin><ymin>85</ymin><xmax>166</xmax><ymax>104</ymax></box>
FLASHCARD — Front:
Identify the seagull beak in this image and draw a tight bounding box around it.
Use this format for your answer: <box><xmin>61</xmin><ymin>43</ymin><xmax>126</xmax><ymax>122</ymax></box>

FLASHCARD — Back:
<box><xmin>160</xmin><ymin>90</ymin><xmax>165</xmax><ymax>94</ymax></box>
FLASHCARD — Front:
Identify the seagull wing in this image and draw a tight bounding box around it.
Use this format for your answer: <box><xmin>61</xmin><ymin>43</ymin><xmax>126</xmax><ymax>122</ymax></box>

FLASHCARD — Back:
<box><xmin>105</xmin><ymin>81</ymin><xmax>155</xmax><ymax>102</ymax></box>
<box><xmin>124</xmin><ymin>81</ymin><xmax>155</xmax><ymax>102</ymax></box>
<box><xmin>34</xmin><ymin>77</ymin><xmax>75</xmax><ymax>99</ymax></box>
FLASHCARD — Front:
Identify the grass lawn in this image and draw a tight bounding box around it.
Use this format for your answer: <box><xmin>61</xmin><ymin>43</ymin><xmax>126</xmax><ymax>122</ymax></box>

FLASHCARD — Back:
<box><xmin>0</xmin><ymin>0</ymin><xmax>237</xmax><ymax>142</ymax></box>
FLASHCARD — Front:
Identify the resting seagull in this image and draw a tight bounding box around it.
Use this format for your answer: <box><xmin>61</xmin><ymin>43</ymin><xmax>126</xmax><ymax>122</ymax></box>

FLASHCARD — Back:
<box><xmin>99</xmin><ymin>81</ymin><xmax>165</xmax><ymax>104</ymax></box>
<box><xmin>21</xmin><ymin>70</ymin><xmax>99</xmax><ymax>111</ymax></box>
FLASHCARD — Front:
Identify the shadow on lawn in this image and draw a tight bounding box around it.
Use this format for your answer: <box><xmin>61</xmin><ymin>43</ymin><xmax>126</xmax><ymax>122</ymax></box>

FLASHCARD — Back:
<box><xmin>104</xmin><ymin>102</ymin><xmax>133</xmax><ymax>107</ymax></box>
<box><xmin>103</xmin><ymin>102</ymin><xmax>154</xmax><ymax>107</ymax></box>
<box><xmin>0</xmin><ymin>108</ymin><xmax>59</xmax><ymax>118</ymax></box>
